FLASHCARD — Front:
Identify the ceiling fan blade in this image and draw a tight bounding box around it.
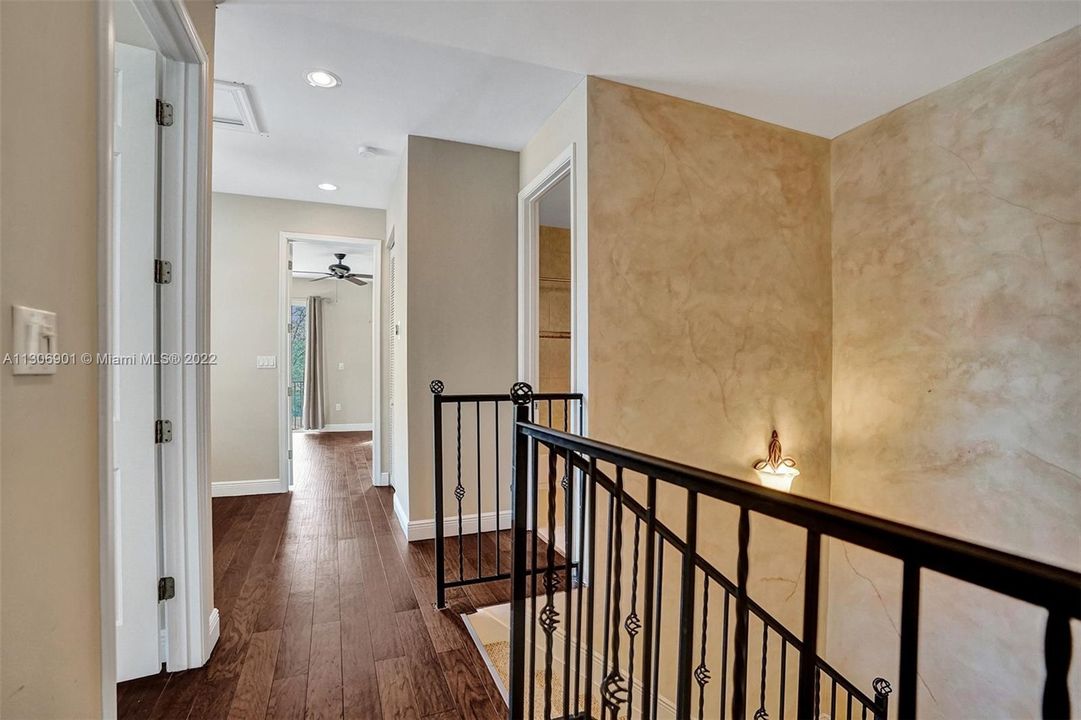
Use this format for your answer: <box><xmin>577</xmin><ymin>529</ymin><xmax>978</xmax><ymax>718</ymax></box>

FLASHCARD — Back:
<box><xmin>346</xmin><ymin>273</ymin><xmax>374</xmax><ymax>279</ymax></box>
<box><xmin>344</xmin><ymin>276</ymin><xmax>368</xmax><ymax>287</ymax></box>
<box><xmin>308</xmin><ymin>275</ymin><xmax>332</xmax><ymax>282</ymax></box>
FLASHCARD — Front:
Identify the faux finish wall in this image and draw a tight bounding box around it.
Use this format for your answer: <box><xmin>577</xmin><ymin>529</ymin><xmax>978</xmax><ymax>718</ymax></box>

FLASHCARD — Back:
<box><xmin>586</xmin><ymin>77</ymin><xmax>833</xmax><ymax>710</ymax></box>
<box><xmin>827</xmin><ymin>28</ymin><xmax>1081</xmax><ymax>718</ymax></box>
<box><xmin>210</xmin><ymin>193</ymin><xmax>384</xmax><ymax>485</ymax></box>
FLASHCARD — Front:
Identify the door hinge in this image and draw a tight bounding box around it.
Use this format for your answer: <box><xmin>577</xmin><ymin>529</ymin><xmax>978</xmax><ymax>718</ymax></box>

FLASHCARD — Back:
<box><xmin>154</xmin><ymin>259</ymin><xmax>172</xmax><ymax>284</ymax></box>
<box><xmin>287</xmin><ymin>383</ymin><xmax>293</xmax><ymax>396</ymax></box>
<box><xmin>155</xmin><ymin>419</ymin><xmax>173</xmax><ymax>443</ymax></box>
<box><xmin>158</xmin><ymin>576</ymin><xmax>175</xmax><ymax>602</ymax></box>
<box><xmin>156</xmin><ymin>99</ymin><xmax>174</xmax><ymax>127</ymax></box>
<box><xmin>288</xmin><ymin>259</ymin><xmax>293</xmax><ymax>271</ymax></box>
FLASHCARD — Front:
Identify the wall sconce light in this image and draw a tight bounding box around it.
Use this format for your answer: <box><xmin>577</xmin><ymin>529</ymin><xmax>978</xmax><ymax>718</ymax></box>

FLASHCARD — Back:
<box><xmin>754</xmin><ymin>430</ymin><xmax>799</xmax><ymax>492</ymax></box>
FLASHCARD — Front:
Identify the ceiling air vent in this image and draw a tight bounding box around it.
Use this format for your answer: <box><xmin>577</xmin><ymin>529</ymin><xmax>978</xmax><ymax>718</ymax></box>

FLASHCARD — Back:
<box><xmin>213</xmin><ymin>80</ymin><xmax>266</xmax><ymax>136</ymax></box>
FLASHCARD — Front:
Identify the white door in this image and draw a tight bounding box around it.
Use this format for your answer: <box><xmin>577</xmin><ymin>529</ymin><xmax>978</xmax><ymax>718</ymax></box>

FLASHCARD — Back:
<box><xmin>113</xmin><ymin>42</ymin><xmax>163</xmax><ymax>682</ymax></box>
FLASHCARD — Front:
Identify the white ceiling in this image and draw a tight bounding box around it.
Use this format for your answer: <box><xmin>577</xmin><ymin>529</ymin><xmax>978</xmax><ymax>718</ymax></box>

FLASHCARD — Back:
<box><xmin>213</xmin><ymin>1</ymin><xmax>1080</xmax><ymax>210</ymax></box>
<box><xmin>291</xmin><ymin>241</ymin><xmax>374</xmax><ymax>276</ymax></box>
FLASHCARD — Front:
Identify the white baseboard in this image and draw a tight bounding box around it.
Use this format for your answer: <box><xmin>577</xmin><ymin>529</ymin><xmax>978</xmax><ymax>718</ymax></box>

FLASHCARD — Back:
<box><xmin>374</xmin><ymin>470</ymin><xmax>391</xmax><ymax>487</ymax></box>
<box><xmin>206</xmin><ymin>607</ymin><xmax>220</xmax><ymax>661</ymax></box>
<box><xmin>322</xmin><ymin>422</ymin><xmax>373</xmax><ymax>432</ymax></box>
<box><xmin>405</xmin><ymin>509</ymin><xmax>514</xmax><ymax>542</ymax></box>
<box><xmin>211</xmin><ymin>478</ymin><xmax>283</xmax><ymax>497</ymax></box>
<box><xmin>392</xmin><ymin>491</ymin><xmax>410</xmax><ymax>537</ymax></box>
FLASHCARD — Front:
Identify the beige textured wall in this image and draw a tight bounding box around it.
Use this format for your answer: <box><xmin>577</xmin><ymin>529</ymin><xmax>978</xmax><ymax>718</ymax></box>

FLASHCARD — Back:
<box><xmin>0</xmin><ymin>2</ymin><xmax>101</xmax><ymax>716</ymax></box>
<box><xmin>210</xmin><ymin>193</ymin><xmax>384</xmax><ymax>484</ymax></box>
<box><xmin>290</xmin><ymin>278</ymin><xmax>374</xmax><ymax>426</ymax></box>
<box><xmin>405</xmin><ymin>136</ymin><xmax>519</xmax><ymax>521</ymax></box>
<box><xmin>586</xmin><ymin>77</ymin><xmax>833</xmax><ymax>711</ymax></box>
<box><xmin>827</xmin><ymin>27</ymin><xmax>1081</xmax><ymax>718</ymax></box>
<box><xmin>538</xmin><ymin>225</ymin><xmax>571</xmax><ymax>395</ymax></box>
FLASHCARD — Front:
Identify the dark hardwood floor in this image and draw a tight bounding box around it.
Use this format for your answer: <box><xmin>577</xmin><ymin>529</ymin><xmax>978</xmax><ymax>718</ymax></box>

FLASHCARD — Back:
<box><xmin>117</xmin><ymin>431</ymin><xmax>509</xmax><ymax>720</ymax></box>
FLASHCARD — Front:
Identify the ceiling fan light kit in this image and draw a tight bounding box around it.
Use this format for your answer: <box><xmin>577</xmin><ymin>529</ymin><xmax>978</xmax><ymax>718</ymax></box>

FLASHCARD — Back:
<box><xmin>298</xmin><ymin>252</ymin><xmax>373</xmax><ymax>287</ymax></box>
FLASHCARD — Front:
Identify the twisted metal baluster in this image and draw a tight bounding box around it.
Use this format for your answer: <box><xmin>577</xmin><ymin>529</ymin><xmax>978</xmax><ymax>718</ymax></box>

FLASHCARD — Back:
<box><xmin>601</xmin><ymin>469</ymin><xmax>628</xmax><ymax>717</ymax></box>
<box><xmin>455</xmin><ymin>403</ymin><xmax>464</xmax><ymax>580</ymax></box>
<box><xmin>753</xmin><ymin>620</ymin><xmax>769</xmax><ymax>720</ymax></box>
<box><xmin>625</xmin><ymin>518</ymin><xmax>643</xmax><ymax>720</ymax></box>
<box><xmin>541</xmin><ymin>444</ymin><xmax>560</xmax><ymax>720</ymax></box>
<box><xmin>695</xmin><ymin>575</ymin><xmax>711</xmax><ymax>720</ymax></box>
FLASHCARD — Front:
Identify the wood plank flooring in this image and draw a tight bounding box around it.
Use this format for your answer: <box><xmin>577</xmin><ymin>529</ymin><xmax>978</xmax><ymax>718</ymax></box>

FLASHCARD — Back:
<box><xmin>117</xmin><ymin>431</ymin><xmax>509</xmax><ymax>720</ymax></box>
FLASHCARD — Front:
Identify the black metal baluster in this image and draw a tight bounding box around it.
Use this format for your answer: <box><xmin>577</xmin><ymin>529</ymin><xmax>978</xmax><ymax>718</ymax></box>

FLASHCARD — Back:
<box><xmin>542</xmin><ymin>444</ymin><xmax>559</xmax><ymax>720</ymax></box>
<box><xmin>625</xmin><ymin>517</ymin><xmax>643</xmax><ymax>720</ymax></box>
<box><xmin>1043</xmin><ymin>608</ymin><xmax>1072</xmax><ymax>720</ymax></box>
<box><xmin>815</xmin><ymin>668</ymin><xmax>821</xmax><ymax>719</ymax></box>
<box><xmin>508</xmin><ymin>385</ymin><xmax>531</xmax><ymax>719</ymax></box>
<box><xmin>562</xmin><ymin>447</ymin><xmax>574</xmax><ymax>720</ymax></box>
<box><xmin>732</xmin><ymin>508</ymin><xmax>750</xmax><ymax>720</ymax></box>
<box><xmin>696</xmin><ymin>576</ymin><xmax>711</xmax><ymax>720</ymax></box>
<box><xmin>753</xmin><ymin>619</ymin><xmax>768</xmax><ymax>720</ymax></box>
<box><xmin>898</xmin><ymin>562</ymin><xmax>921</xmax><ymax>719</ymax></box>
<box><xmin>601</xmin><ymin>490</ymin><xmax>618</xmax><ymax>713</ymax></box>
<box><xmin>652</xmin><ymin>539</ymin><xmax>665</xmax><ymax>720</ymax></box>
<box><xmin>529</xmin><ymin>435</ymin><xmax>540</xmax><ymax>720</ymax></box>
<box><xmin>796</xmin><ymin>530</ymin><xmax>821</xmax><ymax>718</ymax></box>
<box><xmin>456</xmin><ymin>402</ymin><xmax>464</xmax><ymax>582</ymax></box>
<box><xmin>831</xmin><ymin>678</ymin><xmax>838</xmax><ymax>720</ymax></box>
<box><xmin>641</xmin><ymin>477</ymin><xmax>658</xmax><ymax>720</ymax></box>
<box><xmin>431</xmin><ymin>381</ymin><xmax>446</xmax><ymax>608</ymax></box>
<box><xmin>720</xmin><ymin>590</ymin><xmax>730</xmax><ymax>720</ymax></box>
<box><xmin>475</xmin><ymin>401</ymin><xmax>482</xmax><ymax>575</ymax></box>
<box><xmin>583</xmin><ymin>458</ymin><xmax>599</xmax><ymax>717</ymax></box>
<box><xmin>602</xmin><ymin>468</ymin><xmax>628</xmax><ymax>719</ymax></box>
<box><xmin>675</xmin><ymin>491</ymin><xmax>699</xmax><ymax>718</ymax></box>
<box><xmin>847</xmin><ymin>690</ymin><xmax>854</xmax><ymax>720</ymax></box>
<box><xmin>494</xmin><ymin>401</ymin><xmax>500</xmax><ymax>575</ymax></box>
<box><xmin>873</xmin><ymin>678</ymin><xmax>892</xmax><ymax>720</ymax></box>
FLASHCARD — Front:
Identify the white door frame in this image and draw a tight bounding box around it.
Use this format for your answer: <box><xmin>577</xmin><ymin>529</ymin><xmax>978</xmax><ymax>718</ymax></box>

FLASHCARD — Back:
<box><xmin>98</xmin><ymin>1</ymin><xmax>213</xmax><ymax>715</ymax></box>
<box><xmin>278</xmin><ymin>232</ymin><xmax>384</xmax><ymax>492</ymax></box>
<box><xmin>518</xmin><ymin>143</ymin><xmax>588</xmax><ymax>427</ymax></box>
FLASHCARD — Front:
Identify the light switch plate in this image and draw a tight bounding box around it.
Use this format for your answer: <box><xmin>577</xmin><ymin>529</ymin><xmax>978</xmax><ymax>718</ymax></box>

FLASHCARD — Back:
<box><xmin>12</xmin><ymin>305</ymin><xmax>58</xmax><ymax>375</ymax></box>
<box><xmin>334</xmin><ymin>403</ymin><xmax>342</xmax><ymax>411</ymax></box>
<box><xmin>256</xmin><ymin>355</ymin><xmax>277</xmax><ymax>369</ymax></box>
<box><xmin>337</xmin><ymin>362</ymin><xmax>344</xmax><ymax>370</ymax></box>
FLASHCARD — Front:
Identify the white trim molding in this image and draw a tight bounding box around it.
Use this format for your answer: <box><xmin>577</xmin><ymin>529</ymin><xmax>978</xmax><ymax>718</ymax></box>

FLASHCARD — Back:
<box><xmin>211</xmin><ymin>479</ymin><xmax>284</xmax><ymax>497</ymax></box>
<box><xmin>320</xmin><ymin>422</ymin><xmax>374</xmax><ymax>432</ymax></box>
<box><xmin>404</xmin><ymin>510</ymin><xmax>514</xmax><ymax>542</ymax></box>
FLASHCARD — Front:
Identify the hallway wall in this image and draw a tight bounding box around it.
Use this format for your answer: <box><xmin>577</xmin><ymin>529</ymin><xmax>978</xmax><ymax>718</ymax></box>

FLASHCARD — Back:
<box><xmin>404</xmin><ymin>136</ymin><xmax>520</xmax><ymax>525</ymax></box>
<box><xmin>209</xmin><ymin>193</ymin><xmax>384</xmax><ymax>486</ymax></box>
<box><xmin>0</xmin><ymin>1</ymin><xmax>215</xmax><ymax>716</ymax></box>
<box><xmin>827</xmin><ymin>26</ymin><xmax>1081</xmax><ymax>718</ymax></box>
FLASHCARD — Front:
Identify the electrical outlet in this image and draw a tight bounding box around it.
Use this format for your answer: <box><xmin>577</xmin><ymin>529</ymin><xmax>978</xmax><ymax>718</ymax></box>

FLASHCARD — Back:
<box><xmin>334</xmin><ymin>403</ymin><xmax>342</xmax><ymax>411</ymax></box>
<box><xmin>337</xmin><ymin>362</ymin><xmax>345</xmax><ymax>370</ymax></box>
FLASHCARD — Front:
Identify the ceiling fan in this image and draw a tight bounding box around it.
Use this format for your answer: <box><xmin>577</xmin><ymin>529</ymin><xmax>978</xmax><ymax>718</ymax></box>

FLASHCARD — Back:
<box><xmin>296</xmin><ymin>253</ymin><xmax>372</xmax><ymax>286</ymax></box>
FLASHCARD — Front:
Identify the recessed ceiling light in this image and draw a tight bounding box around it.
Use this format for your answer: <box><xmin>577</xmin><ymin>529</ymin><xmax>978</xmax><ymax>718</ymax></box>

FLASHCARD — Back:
<box><xmin>317</xmin><ymin>183</ymin><xmax>338</xmax><ymax>191</ymax></box>
<box><xmin>306</xmin><ymin>69</ymin><xmax>341</xmax><ymax>89</ymax></box>
<box><xmin>357</xmin><ymin>145</ymin><xmax>376</xmax><ymax>157</ymax></box>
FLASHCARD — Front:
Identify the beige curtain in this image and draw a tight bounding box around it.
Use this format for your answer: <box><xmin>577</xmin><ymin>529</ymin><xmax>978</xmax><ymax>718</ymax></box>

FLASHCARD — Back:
<box><xmin>302</xmin><ymin>296</ymin><xmax>325</xmax><ymax>430</ymax></box>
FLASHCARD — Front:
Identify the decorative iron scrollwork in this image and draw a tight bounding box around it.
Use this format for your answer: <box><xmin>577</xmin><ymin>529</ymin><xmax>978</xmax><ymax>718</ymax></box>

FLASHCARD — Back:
<box><xmin>453</xmin><ymin>485</ymin><xmax>466</xmax><ymax>501</ymax></box>
<box><xmin>600</xmin><ymin>671</ymin><xmax>629</xmax><ymax>708</ymax></box>
<box><xmin>560</xmin><ymin>471</ymin><xmax>569</xmax><ymax>490</ymax></box>
<box><xmin>429</xmin><ymin>379</ymin><xmax>444</xmax><ymax>394</ymax></box>
<box><xmin>753</xmin><ymin>708</ymin><xmax>770</xmax><ymax>720</ymax></box>
<box><xmin>693</xmin><ymin>662</ymin><xmax>712</xmax><ymax>687</ymax></box>
<box><xmin>539</xmin><ymin>602</ymin><xmax>560</xmax><ymax>635</ymax></box>
<box><xmin>624</xmin><ymin>611</ymin><xmax>641</xmax><ymax>636</ymax></box>
<box><xmin>873</xmin><ymin>677</ymin><xmax>893</xmax><ymax>696</ymax></box>
<box><xmin>509</xmin><ymin>381</ymin><xmax>533</xmax><ymax>406</ymax></box>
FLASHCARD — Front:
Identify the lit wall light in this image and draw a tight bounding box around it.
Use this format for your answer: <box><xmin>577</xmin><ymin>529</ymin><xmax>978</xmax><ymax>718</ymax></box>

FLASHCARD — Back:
<box><xmin>754</xmin><ymin>430</ymin><xmax>799</xmax><ymax>492</ymax></box>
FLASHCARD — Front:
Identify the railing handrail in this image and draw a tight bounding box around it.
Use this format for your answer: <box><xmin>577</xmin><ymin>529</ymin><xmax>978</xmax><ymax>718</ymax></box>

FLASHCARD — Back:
<box><xmin>517</xmin><ymin>420</ymin><xmax>1081</xmax><ymax>616</ymax></box>
<box><xmin>435</xmin><ymin>390</ymin><xmax>583</xmax><ymax>404</ymax></box>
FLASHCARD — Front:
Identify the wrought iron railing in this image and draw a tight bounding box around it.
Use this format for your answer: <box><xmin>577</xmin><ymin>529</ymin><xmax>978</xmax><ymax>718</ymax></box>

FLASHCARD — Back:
<box><xmin>430</xmin><ymin>380</ymin><xmax>584</xmax><ymax>609</ymax></box>
<box><xmin>502</xmin><ymin>382</ymin><xmax>1080</xmax><ymax>720</ymax></box>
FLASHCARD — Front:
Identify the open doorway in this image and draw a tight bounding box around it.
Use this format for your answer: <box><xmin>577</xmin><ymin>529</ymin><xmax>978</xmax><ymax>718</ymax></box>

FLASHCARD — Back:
<box><xmin>279</xmin><ymin>233</ymin><xmax>382</xmax><ymax>492</ymax></box>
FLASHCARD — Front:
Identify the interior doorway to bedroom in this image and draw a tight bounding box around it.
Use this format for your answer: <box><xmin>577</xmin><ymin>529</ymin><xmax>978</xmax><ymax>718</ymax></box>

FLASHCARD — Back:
<box><xmin>282</xmin><ymin>234</ymin><xmax>382</xmax><ymax>491</ymax></box>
